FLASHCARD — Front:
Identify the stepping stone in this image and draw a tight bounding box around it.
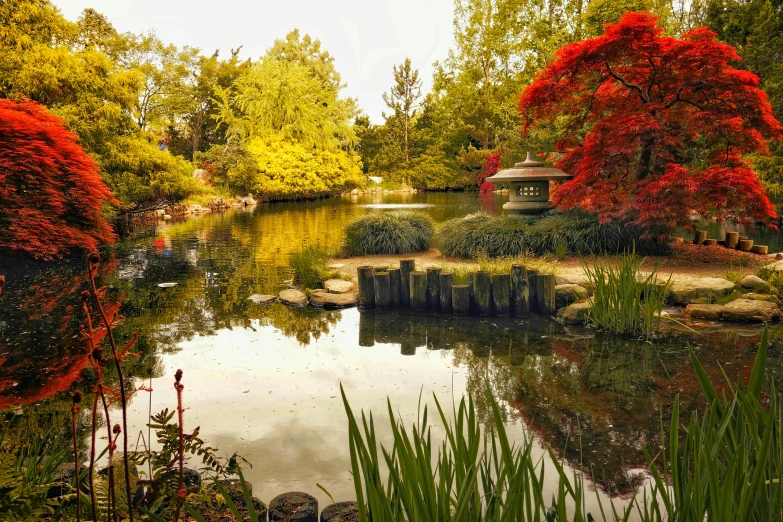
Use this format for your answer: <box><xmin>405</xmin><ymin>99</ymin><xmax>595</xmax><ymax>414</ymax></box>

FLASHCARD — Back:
<box><xmin>323</xmin><ymin>279</ymin><xmax>355</xmax><ymax>294</ymax></box>
<box><xmin>561</xmin><ymin>299</ymin><xmax>591</xmax><ymax>325</ymax></box>
<box><xmin>321</xmin><ymin>501</ymin><xmax>359</xmax><ymax>522</ymax></box>
<box><xmin>248</xmin><ymin>294</ymin><xmax>276</xmax><ymax>305</ymax></box>
<box><xmin>328</xmin><ymin>263</ymin><xmax>345</xmax><ymax>269</ymax></box>
<box><xmin>157</xmin><ymin>282</ymin><xmax>177</xmax><ymax>288</ymax></box>
<box><xmin>741</xmin><ymin>292</ymin><xmax>777</xmax><ymax>302</ymax></box>
<box><xmin>722</xmin><ymin>299</ymin><xmax>780</xmax><ymax>323</ymax></box>
<box><xmin>685</xmin><ymin>303</ymin><xmax>724</xmax><ymax>321</ymax></box>
<box><xmin>309</xmin><ymin>290</ymin><xmax>357</xmax><ymax>309</ymax></box>
<box><xmin>555</xmin><ymin>284</ymin><xmax>588</xmax><ymax>309</ymax></box>
<box><xmin>739</xmin><ymin>275</ymin><xmax>771</xmax><ymax>293</ymax></box>
<box><xmin>278</xmin><ymin>289</ymin><xmax>308</xmax><ymax>307</ymax></box>
<box><xmin>269</xmin><ymin>491</ymin><xmax>318</xmax><ymax>522</ymax></box>
<box><xmin>669</xmin><ymin>276</ymin><xmax>735</xmax><ymax>305</ymax></box>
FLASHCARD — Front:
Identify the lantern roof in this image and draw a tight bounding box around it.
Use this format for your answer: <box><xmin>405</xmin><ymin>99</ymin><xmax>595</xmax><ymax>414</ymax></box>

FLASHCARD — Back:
<box><xmin>485</xmin><ymin>152</ymin><xmax>573</xmax><ymax>182</ymax></box>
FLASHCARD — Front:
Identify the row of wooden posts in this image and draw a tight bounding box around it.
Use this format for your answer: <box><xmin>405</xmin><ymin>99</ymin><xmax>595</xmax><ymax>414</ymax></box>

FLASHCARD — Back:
<box><xmin>356</xmin><ymin>260</ymin><xmax>556</xmax><ymax>317</ymax></box>
<box><xmin>693</xmin><ymin>230</ymin><xmax>768</xmax><ymax>254</ymax></box>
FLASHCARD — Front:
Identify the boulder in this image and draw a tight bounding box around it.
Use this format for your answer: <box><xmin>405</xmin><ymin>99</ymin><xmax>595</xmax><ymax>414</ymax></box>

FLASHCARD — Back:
<box><xmin>321</xmin><ymin>501</ymin><xmax>359</xmax><ymax>522</ymax></box>
<box><xmin>669</xmin><ymin>277</ymin><xmax>736</xmax><ymax>305</ymax></box>
<box><xmin>323</xmin><ymin>279</ymin><xmax>355</xmax><ymax>294</ymax></box>
<box><xmin>555</xmin><ymin>284</ymin><xmax>588</xmax><ymax>309</ymax></box>
<box><xmin>278</xmin><ymin>289</ymin><xmax>308</xmax><ymax>307</ymax></box>
<box><xmin>722</xmin><ymin>299</ymin><xmax>780</xmax><ymax>323</ymax></box>
<box><xmin>562</xmin><ymin>299</ymin><xmax>591</xmax><ymax>324</ymax></box>
<box><xmin>739</xmin><ymin>275</ymin><xmax>771</xmax><ymax>293</ymax></box>
<box><xmin>269</xmin><ymin>491</ymin><xmax>318</xmax><ymax>522</ymax></box>
<box><xmin>685</xmin><ymin>303</ymin><xmax>724</xmax><ymax>321</ymax></box>
<box><xmin>761</xmin><ymin>259</ymin><xmax>783</xmax><ymax>274</ymax></box>
<box><xmin>248</xmin><ymin>294</ymin><xmax>276</xmax><ymax>305</ymax></box>
<box><xmin>309</xmin><ymin>290</ymin><xmax>357</xmax><ymax>309</ymax></box>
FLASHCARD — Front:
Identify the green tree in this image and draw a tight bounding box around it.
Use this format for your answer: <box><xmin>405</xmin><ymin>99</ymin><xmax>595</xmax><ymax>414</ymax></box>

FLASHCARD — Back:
<box><xmin>382</xmin><ymin>58</ymin><xmax>422</xmax><ymax>169</ymax></box>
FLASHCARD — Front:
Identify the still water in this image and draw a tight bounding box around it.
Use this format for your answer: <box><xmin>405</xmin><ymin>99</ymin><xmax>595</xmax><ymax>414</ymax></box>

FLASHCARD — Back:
<box><xmin>1</xmin><ymin>192</ymin><xmax>782</xmax><ymax>514</ymax></box>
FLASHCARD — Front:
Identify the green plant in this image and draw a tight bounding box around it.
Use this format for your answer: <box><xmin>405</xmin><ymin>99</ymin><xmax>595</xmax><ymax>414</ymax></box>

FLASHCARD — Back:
<box><xmin>345</xmin><ymin>211</ymin><xmax>434</xmax><ymax>256</ymax></box>
<box><xmin>725</xmin><ymin>262</ymin><xmax>746</xmax><ymax>284</ymax></box>
<box><xmin>584</xmin><ymin>246</ymin><xmax>671</xmax><ymax>338</ymax></box>
<box><xmin>289</xmin><ymin>245</ymin><xmax>342</xmax><ymax>289</ymax></box>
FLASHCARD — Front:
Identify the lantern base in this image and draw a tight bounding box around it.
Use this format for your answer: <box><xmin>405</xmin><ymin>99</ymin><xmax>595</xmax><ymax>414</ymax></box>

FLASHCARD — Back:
<box><xmin>502</xmin><ymin>200</ymin><xmax>552</xmax><ymax>214</ymax></box>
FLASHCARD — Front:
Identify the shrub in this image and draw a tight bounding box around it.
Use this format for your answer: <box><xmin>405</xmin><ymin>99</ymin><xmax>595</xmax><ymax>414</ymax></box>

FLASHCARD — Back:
<box><xmin>289</xmin><ymin>246</ymin><xmax>341</xmax><ymax>289</ymax></box>
<box><xmin>345</xmin><ymin>211</ymin><xmax>434</xmax><ymax>256</ymax></box>
<box><xmin>436</xmin><ymin>211</ymin><xmax>670</xmax><ymax>259</ymax></box>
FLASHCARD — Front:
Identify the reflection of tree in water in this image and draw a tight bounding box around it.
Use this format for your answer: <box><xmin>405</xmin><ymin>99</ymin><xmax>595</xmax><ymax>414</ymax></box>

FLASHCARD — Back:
<box><xmin>258</xmin><ymin>305</ymin><xmax>341</xmax><ymax>345</ymax></box>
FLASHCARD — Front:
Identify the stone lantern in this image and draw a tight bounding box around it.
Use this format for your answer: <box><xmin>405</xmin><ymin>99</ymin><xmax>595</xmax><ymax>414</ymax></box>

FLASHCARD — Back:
<box><xmin>485</xmin><ymin>152</ymin><xmax>573</xmax><ymax>213</ymax></box>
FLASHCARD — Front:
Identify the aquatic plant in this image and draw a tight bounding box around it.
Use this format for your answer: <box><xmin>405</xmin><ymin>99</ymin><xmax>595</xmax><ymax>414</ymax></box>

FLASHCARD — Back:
<box><xmin>289</xmin><ymin>245</ymin><xmax>342</xmax><ymax>289</ymax></box>
<box><xmin>584</xmin><ymin>246</ymin><xmax>671</xmax><ymax>339</ymax></box>
<box><xmin>345</xmin><ymin>211</ymin><xmax>434</xmax><ymax>255</ymax></box>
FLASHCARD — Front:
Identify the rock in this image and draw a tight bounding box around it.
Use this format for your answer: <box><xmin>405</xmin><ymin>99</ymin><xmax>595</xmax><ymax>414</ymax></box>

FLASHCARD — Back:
<box><xmin>328</xmin><ymin>263</ymin><xmax>345</xmax><ymax>269</ymax></box>
<box><xmin>269</xmin><ymin>491</ymin><xmax>318</xmax><ymax>522</ymax></box>
<box><xmin>739</xmin><ymin>275</ymin><xmax>771</xmax><ymax>293</ymax></box>
<box><xmin>323</xmin><ymin>279</ymin><xmax>355</xmax><ymax>294</ymax></box>
<box><xmin>198</xmin><ymin>479</ymin><xmax>267</xmax><ymax>521</ymax></box>
<box><xmin>163</xmin><ymin>214</ymin><xmax>172</xmax><ymax>220</ymax></box>
<box><xmin>761</xmin><ymin>259</ymin><xmax>783</xmax><ymax>275</ymax></box>
<box><xmin>321</xmin><ymin>501</ymin><xmax>359</xmax><ymax>522</ymax></box>
<box><xmin>278</xmin><ymin>289</ymin><xmax>308</xmax><ymax>307</ymax></box>
<box><xmin>562</xmin><ymin>299</ymin><xmax>591</xmax><ymax>324</ymax></box>
<box><xmin>309</xmin><ymin>290</ymin><xmax>357</xmax><ymax>309</ymax></box>
<box><xmin>158</xmin><ymin>282</ymin><xmax>177</xmax><ymax>288</ymax></box>
<box><xmin>555</xmin><ymin>284</ymin><xmax>588</xmax><ymax>309</ymax></box>
<box><xmin>193</xmin><ymin>168</ymin><xmax>211</xmax><ymax>183</ymax></box>
<box><xmin>685</xmin><ymin>303</ymin><xmax>724</xmax><ymax>321</ymax></box>
<box><xmin>722</xmin><ymin>299</ymin><xmax>780</xmax><ymax>323</ymax></box>
<box><xmin>741</xmin><ymin>292</ymin><xmax>777</xmax><ymax>302</ymax></box>
<box><xmin>669</xmin><ymin>277</ymin><xmax>736</xmax><ymax>305</ymax></box>
<box><xmin>248</xmin><ymin>294</ymin><xmax>276</xmax><ymax>305</ymax></box>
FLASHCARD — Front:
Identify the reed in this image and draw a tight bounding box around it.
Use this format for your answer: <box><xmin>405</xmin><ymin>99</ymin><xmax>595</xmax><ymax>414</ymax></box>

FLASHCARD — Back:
<box><xmin>289</xmin><ymin>245</ymin><xmax>342</xmax><ymax>289</ymax></box>
<box><xmin>584</xmin><ymin>246</ymin><xmax>671</xmax><ymax>339</ymax></box>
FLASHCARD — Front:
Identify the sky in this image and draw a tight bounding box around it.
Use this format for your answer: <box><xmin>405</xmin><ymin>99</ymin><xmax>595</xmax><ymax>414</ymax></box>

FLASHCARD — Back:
<box><xmin>53</xmin><ymin>0</ymin><xmax>456</xmax><ymax>124</ymax></box>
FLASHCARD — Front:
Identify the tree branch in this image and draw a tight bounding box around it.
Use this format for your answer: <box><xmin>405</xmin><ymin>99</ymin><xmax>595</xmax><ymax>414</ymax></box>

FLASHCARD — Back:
<box><xmin>605</xmin><ymin>62</ymin><xmax>648</xmax><ymax>103</ymax></box>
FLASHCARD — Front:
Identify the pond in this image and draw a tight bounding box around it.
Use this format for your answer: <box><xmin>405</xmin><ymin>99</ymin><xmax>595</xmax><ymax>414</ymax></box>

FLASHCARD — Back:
<box><xmin>1</xmin><ymin>192</ymin><xmax>782</xmax><ymax>514</ymax></box>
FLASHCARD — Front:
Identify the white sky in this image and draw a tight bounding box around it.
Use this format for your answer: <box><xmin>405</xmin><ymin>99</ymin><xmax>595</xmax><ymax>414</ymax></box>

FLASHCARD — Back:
<box><xmin>53</xmin><ymin>0</ymin><xmax>456</xmax><ymax>124</ymax></box>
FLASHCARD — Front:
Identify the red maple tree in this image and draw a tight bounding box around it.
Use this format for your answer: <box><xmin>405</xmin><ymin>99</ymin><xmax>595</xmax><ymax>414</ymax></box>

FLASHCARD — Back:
<box><xmin>477</xmin><ymin>152</ymin><xmax>503</xmax><ymax>193</ymax></box>
<box><xmin>519</xmin><ymin>12</ymin><xmax>783</xmax><ymax>236</ymax></box>
<box><xmin>0</xmin><ymin>99</ymin><xmax>117</xmax><ymax>259</ymax></box>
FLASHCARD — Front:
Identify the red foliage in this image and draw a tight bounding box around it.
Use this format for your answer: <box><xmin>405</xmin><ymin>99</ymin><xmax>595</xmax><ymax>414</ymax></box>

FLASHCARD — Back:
<box><xmin>519</xmin><ymin>12</ymin><xmax>783</xmax><ymax>236</ymax></box>
<box><xmin>0</xmin><ymin>99</ymin><xmax>117</xmax><ymax>260</ymax></box>
<box><xmin>476</xmin><ymin>152</ymin><xmax>503</xmax><ymax>193</ymax></box>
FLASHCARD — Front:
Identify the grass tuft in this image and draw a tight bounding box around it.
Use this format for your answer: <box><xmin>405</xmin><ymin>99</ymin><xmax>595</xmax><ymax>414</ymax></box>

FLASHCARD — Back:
<box><xmin>289</xmin><ymin>246</ymin><xmax>342</xmax><ymax>289</ymax></box>
<box><xmin>345</xmin><ymin>211</ymin><xmax>434</xmax><ymax>256</ymax></box>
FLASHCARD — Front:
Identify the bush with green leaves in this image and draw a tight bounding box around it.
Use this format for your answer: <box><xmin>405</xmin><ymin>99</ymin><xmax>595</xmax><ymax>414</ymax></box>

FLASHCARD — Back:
<box><xmin>436</xmin><ymin>210</ymin><xmax>670</xmax><ymax>259</ymax></box>
<box><xmin>345</xmin><ymin>211</ymin><xmax>434</xmax><ymax>256</ymax></box>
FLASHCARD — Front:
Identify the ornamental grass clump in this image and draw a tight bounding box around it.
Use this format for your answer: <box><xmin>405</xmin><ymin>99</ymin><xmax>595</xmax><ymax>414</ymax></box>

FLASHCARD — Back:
<box><xmin>345</xmin><ymin>211</ymin><xmax>434</xmax><ymax>255</ymax></box>
<box><xmin>584</xmin><ymin>246</ymin><xmax>671</xmax><ymax>339</ymax></box>
<box><xmin>289</xmin><ymin>245</ymin><xmax>342</xmax><ymax>289</ymax></box>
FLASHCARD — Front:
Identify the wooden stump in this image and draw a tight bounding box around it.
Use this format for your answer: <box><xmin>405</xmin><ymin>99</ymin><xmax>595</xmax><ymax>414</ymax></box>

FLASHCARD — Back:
<box><xmin>725</xmin><ymin>231</ymin><xmax>739</xmax><ymax>249</ymax></box>
<box><xmin>528</xmin><ymin>269</ymin><xmax>539</xmax><ymax>314</ymax></box>
<box><xmin>703</xmin><ymin>239</ymin><xmax>717</xmax><ymax>246</ymax></box>
<box><xmin>739</xmin><ymin>239</ymin><xmax>754</xmax><ymax>252</ymax></box>
<box><xmin>357</xmin><ymin>266</ymin><xmax>375</xmax><ymax>309</ymax></box>
<box><xmin>410</xmin><ymin>271</ymin><xmax>427</xmax><ymax>311</ymax></box>
<box><xmin>374</xmin><ymin>271</ymin><xmax>391</xmax><ymax>309</ymax></box>
<box><xmin>491</xmin><ymin>273</ymin><xmax>511</xmax><ymax>317</ymax></box>
<box><xmin>473</xmin><ymin>271</ymin><xmax>492</xmax><ymax>316</ymax></box>
<box><xmin>511</xmin><ymin>265</ymin><xmax>529</xmax><ymax>318</ymax></box>
<box><xmin>536</xmin><ymin>273</ymin><xmax>556</xmax><ymax>315</ymax></box>
<box><xmin>694</xmin><ymin>230</ymin><xmax>707</xmax><ymax>245</ymax></box>
<box><xmin>737</xmin><ymin>236</ymin><xmax>749</xmax><ymax>250</ymax></box>
<box><xmin>439</xmin><ymin>272</ymin><xmax>454</xmax><ymax>313</ymax></box>
<box><xmin>752</xmin><ymin>244</ymin><xmax>769</xmax><ymax>255</ymax></box>
<box><xmin>399</xmin><ymin>259</ymin><xmax>415</xmax><ymax>308</ymax></box>
<box><xmin>388</xmin><ymin>268</ymin><xmax>401</xmax><ymax>308</ymax></box>
<box><xmin>452</xmin><ymin>285</ymin><xmax>471</xmax><ymax>315</ymax></box>
<box><xmin>426</xmin><ymin>267</ymin><xmax>442</xmax><ymax>310</ymax></box>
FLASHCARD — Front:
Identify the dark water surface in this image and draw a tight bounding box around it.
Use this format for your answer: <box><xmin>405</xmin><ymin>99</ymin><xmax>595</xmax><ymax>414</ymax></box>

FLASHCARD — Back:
<box><xmin>1</xmin><ymin>192</ymin><xmax>782</xmax><ymax>513</ymax></box>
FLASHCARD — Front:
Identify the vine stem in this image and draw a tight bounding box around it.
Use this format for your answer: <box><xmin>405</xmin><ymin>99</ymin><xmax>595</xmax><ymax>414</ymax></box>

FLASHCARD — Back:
<box><xmin>87</xmin><ymin>253</ymin><xmax>134</xmax><ymax>522</ymax></box>
<box><xmin>71</xmin><ymin>392</ymin><xmax>82</xmax><ymax>522</ymax></box>
<box><xmin>172</xmin><ymin>369</ymin><xmax>185</xmax><ymax>522</ymax></box>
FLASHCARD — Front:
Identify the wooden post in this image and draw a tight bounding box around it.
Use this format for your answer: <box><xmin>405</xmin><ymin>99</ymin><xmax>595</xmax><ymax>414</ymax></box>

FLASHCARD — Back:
<box><xmin>374</xmin><ymin>271</ymin><xmax>391</xmax><ymax>309</ymax></box>
<box><xmin>388</xmin><ymin>268</ymin><xmax>401</xmax><ymax>308</ymax></box>
<box><xmin>737</xmin><ymin>236</ymin><xmax>748</xmax><ymax>249</ymax></box>
<box><xmin>511</xmin><ymin>265</ymin><xmax>529</xmax><ymax>317</ymax></box>
<box><xmin>694</xmin><ymin>230</ymin><xmax>707</xmax><ymax>245</ymax></box>
<box><xmin>528</xmin><ymin>269</ymin><xmax>539</xmax><ymax>314</ymax></box>
<box><xmin>536</xmin><ymin>273</ymin><xmax>556</xmax><ymax>315</ymax></box>
<box><xmin>452</xmin><ymin>285</ymin><xmax>471</xmax><ymax>315</ymax></box>
<box><xmin>703</xmin><ymin>239</ymin><xmax>717</xmax><ymax>246</ymax></box>
<box><xmin>426</xmin><ymin>267</ymin><xmax>442</xmax><ymax>310</ymax></box>
<box><xmin>473</xmin><ymin>271</ymin><xmax>492</xmax><ymax>316</ymax></box>
<box><xmin>467</xmin><ymin>272</ymin><xmax>476</xmax><ymax>314</ymax></box>
<box><xmin>410</xmin><ymin>271</ymin><xmax>427</xmax><ymax>311</ymax></box>
<box><xmin>725</xmin><ymin>231</ymin><xmax>739</xmax><ymax>249</ymax></box>
<box><xmin>439</xmin><ymin>272</ymin><xmax>454</xmax><ymax>313</ymax></box>
<box><xmin>357</xmin><ymin>266</ymin><xmax>375</xmax><ymax>309</ymax></box>
<box><xmin>491</xmin><ymin>273</ymin><xmax>511</xmax><ymax>317</ymax></box>
<box><xmin>399</xmin><ymin>259</ymin><xmax>415</xmax><ymax>308</ymax></box>
<box><xmin>739</xmin><ymin>239</ymin><xmax>754</xmax><ymax>252</ymax></box>
<box><xmin>752</xmin><ymin>245</ymin><xmax>769</xmax><ymax>255</ymax></box>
